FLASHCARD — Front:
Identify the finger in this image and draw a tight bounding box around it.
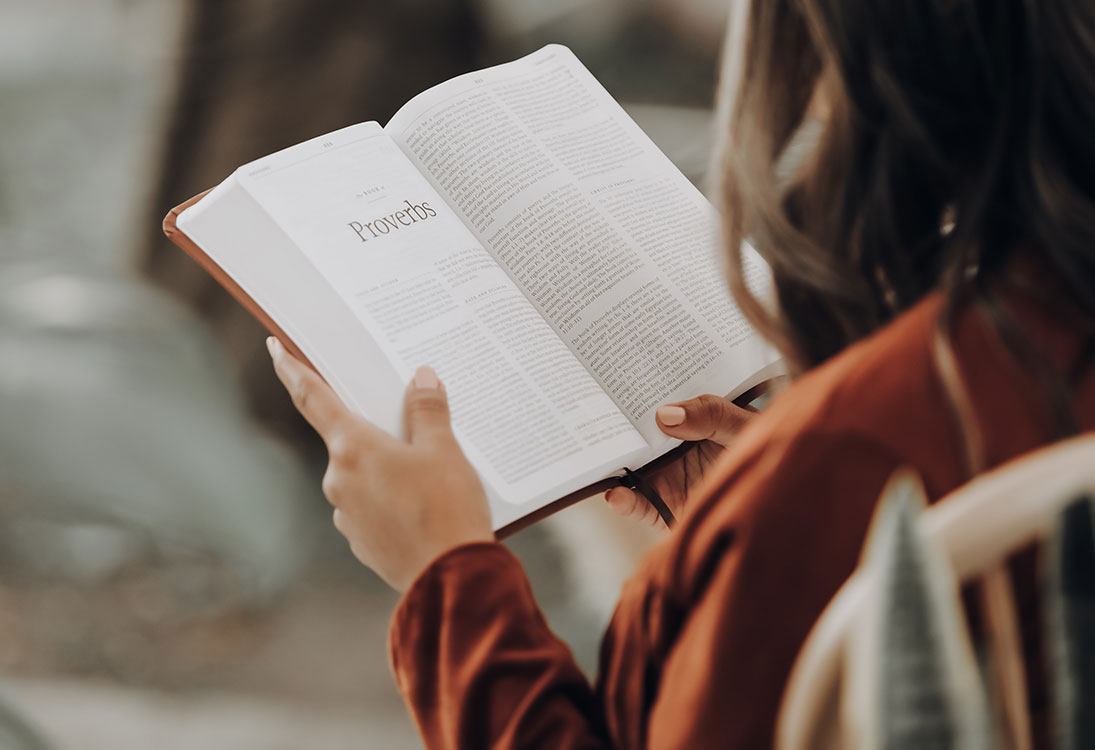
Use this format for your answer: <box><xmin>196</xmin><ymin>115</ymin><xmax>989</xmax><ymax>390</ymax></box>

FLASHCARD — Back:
<box><xmin>605</xmin><ymin>487</ymin><xmax>666</xmax><ymax>529</ymax></box>
<box><xmin>268</xmin><ymin>337</ymin><xmax>352</xmax><ymax>441</ymax></box>
<box><xmin>320</xmin><ymin>466</ymin><xmax>339</xmax><ymax>506</ymax></box>
<box><xmin>655</xmin><ymin>394</ymin><xmax>754</xmax><ymax>446</ymax></box>
<box><xmin>604</xmin><ymin>486</ymin><xmax>641</xmax><ymax>517</ymax></box>
<box><xmin>332</xmin><ymin>507</ymin><xmax>349</xmax><ymax>536</ymax></box>
<box><xmin>333</xmin><ymin>509</ymin><xmax>374</xmax><ymax>568</ymax></box>
<box><xmin>403</xmin><ymin>366</ymin><xmax>455</xmax><ymax>446</ymax></box>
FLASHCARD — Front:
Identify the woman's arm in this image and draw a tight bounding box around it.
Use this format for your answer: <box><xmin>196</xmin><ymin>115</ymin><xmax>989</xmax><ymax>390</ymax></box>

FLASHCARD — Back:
<box><xmin>267</xmin><ymin>337</ymin><xmax>493</xmax><ymax>590</ymax></box>
<box><xmin>267</xmin><ymin>338</ymin><xmax>615</xmax><ymax>748</ymax></box>
<box><xmin>390</xmin><ymin>543</ymin><xmax>612</xmax><ymax>749</ymax></box>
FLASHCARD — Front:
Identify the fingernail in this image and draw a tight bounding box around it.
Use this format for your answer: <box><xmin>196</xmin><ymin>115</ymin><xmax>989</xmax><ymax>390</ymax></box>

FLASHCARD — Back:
<box><xmin>605</xmin><ymin>488</ymin><xmax>617</xmax><ymax>502</ymax></box>
<box><xmin>266</xmin><ymin>336</ymin><xmax>282</xmax><ymax>358</ymax></box>
<box><xmin>657</xmin><ymin>405</ymin><xmax>686</xmax><ymax>426</ymax></box>
<box><xmin>414</xmin><ymin>365</ymin><xmax>440</xmax><ymax>390</ymax></box>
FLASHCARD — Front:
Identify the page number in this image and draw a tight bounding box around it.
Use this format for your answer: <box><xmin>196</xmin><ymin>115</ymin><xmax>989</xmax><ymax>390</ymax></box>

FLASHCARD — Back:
<box><xmin>322</xmin><ymin>141</ymin><xmax>334</xmax><ymax>148</ymax></box>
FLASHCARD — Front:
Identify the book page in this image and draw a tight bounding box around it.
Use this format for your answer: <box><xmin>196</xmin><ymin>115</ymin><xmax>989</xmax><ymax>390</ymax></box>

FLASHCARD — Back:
<box><xmin>386</xmin><ymin>45</ymin><xmax>780</xmax><ymax>454</ymax></box>
<box><xmin>180</xmin><ymin>122</ymin><xmax>646</xmax><ymax>525</ymax></box>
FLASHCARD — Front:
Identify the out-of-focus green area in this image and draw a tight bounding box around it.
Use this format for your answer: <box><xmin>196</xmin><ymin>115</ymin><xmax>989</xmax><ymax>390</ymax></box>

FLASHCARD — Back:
<box><xmin>0</xmin><ymin>1</ymin><xmax>726</xmax><ymax>747</ymax></box>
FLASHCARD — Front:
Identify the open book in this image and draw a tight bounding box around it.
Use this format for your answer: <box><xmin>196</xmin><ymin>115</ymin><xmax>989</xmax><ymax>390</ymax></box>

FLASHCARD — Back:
<box><xmin>163</xmin><ymin>44</ymin><xmax>781</xmax><ymax>536</ymax></box>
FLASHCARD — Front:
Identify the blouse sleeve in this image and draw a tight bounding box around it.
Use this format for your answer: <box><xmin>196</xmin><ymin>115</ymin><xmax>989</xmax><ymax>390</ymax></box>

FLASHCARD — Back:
<box><xmin>388</xmin><ymin>542</ymin><xmax>612</xmax><ymax>750</ymax></box>
<box><xmin>637</xmin><ymin>432</ymin><xmax>904</xmax><ymax>748</ymax></box>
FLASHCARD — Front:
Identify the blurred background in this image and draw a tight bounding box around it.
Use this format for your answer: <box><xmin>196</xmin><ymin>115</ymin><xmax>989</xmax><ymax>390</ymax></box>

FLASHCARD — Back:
<box><xmin>0</xmin><ymin>0</ymin><xmax>729</xmax><ymax>747</ymax></box>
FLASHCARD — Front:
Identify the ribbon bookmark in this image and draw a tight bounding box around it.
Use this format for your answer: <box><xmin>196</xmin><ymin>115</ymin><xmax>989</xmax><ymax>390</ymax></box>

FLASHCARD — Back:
<box><xmin>620</xmin><ymin>468</ymin><xmax>676</xmax><ymax>529</ymax></box>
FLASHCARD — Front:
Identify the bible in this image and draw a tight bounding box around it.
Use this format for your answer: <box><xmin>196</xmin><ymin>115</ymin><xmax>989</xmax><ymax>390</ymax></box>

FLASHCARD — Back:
<box><xmin>163</xmin><ymin>44</ymin><xmax>781</xmax><ymax>536</ymax></box>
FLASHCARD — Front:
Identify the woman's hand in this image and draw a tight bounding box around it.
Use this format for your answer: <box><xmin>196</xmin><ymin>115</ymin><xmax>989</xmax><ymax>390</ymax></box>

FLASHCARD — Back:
<box><xmin>604</xmin><ymin>395</ymin><xmax>755</xmax><ymax>529</ymax></box>
<box><xmin>267</xmin><ymin>337</ymin><xmax>493</xmax><ymax>591</ymax></box>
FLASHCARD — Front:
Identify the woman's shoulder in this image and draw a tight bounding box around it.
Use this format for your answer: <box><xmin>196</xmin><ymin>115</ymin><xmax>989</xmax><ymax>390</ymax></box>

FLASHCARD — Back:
<box><xmin>760</xmin><ymin>291</ymin><xmax>951</xmax><ymax>454</ymax></box>
<box><xmin>653</xmin><ymin>292</ymin><xmax>967</xmax><ymax>598</ymax></box>
<box><xmin>722</xmin><ymin>291</ymin><xmax>962</xmax><ymax>497</ymax></box>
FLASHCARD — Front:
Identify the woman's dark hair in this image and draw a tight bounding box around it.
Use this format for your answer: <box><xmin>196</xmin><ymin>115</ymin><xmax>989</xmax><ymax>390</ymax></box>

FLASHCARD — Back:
<box><xmin>716</xmin><ymin>0</ymin><xmax>1095</xmax><ymax>429</ymax></box>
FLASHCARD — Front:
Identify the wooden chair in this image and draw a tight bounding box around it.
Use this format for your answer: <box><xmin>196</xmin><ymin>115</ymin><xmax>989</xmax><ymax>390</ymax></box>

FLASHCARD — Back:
<box><xmin>776</xmin><ymin>433</ymin><xmax>1095</xmax><ymax>750</ymax></box>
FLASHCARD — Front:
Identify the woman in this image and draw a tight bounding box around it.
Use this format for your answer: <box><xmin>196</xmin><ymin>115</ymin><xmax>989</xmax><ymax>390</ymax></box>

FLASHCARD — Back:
<box><xmin>267</xmin><ymin>0</ymin><xmax>1095</xmax><ymax>747</ymax></box>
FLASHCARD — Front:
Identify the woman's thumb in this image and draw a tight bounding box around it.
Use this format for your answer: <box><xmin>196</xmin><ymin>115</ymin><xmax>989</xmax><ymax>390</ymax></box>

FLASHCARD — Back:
<box><xmin>404</xmin><ymin>366</ymin><xmax>454</xmax><ymax>446</ymax></box>
<box><xmin>655</xmin><ymin>394</ymin><xmax>753</xmax><ymax>446</ymax></box>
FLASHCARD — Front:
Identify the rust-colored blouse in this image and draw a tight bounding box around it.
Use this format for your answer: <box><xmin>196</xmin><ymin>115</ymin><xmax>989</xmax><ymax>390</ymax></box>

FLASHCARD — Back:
<box><xmin>389</xmin><ymin>291</ymin><xmax>1095</xmax><ymax>749</ymax></box>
